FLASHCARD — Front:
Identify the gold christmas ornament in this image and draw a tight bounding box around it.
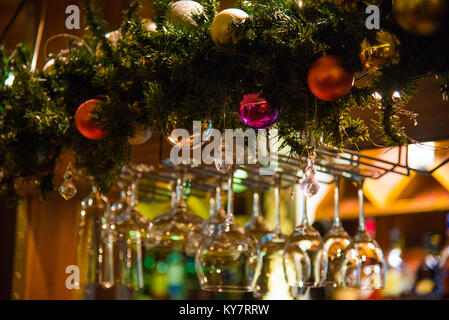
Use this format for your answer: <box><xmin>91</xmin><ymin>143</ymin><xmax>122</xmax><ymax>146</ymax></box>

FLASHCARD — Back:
<box><xmin>211</xmin><ymin>8</ymin><xmax>249</xmax><ymax>45</ymax></box>
<box><xmin>393</xmin><ymin>0</ymin><xmax>449</xmax><ymax>36</ymax></box>
<box><xmin>168</xmin><ymin>1</ymin><xmax>204</xmax><ymax>27</ymax></box>
<box><xmin>360</xmin><ymin>31</ymin><xmax>400</xmax><ymax>72</ymax></box>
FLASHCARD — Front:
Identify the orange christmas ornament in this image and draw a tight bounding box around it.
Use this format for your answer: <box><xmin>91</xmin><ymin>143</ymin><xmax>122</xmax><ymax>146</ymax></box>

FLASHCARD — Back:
<box><xmin>75</xmin><ymin>99</ymin><xmax>108</xmax><ymax>140</ymax></box>
<box><xmin>307</xmin><ymin>55</ymin><xmax>354</xmax><ymax>102</ymax></box>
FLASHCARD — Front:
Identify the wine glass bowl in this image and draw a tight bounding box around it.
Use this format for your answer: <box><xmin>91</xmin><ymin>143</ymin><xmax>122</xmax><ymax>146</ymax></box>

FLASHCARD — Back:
<box><xmin>196</xmin><ymin>173</ymin><xmax>262</xmax><ymax>293</ymax></box>
<box><xmin>352</xmin><ymin>231</ymin><xmax>386</xmax><ymax>290</ymax></box>
<box><xmin>196</xmin><ymin>221</ymin><xmax>261</xmax><ymax>292</ymax></box>
<box><xmin>150</xmin><ymin>201</ymin><xmax>205</xmax><ymax>255</ymax></box>
<box><xmin>254</xmin><ymin>233</ymin><xmax>294</xmax><ymax>299</ymax></box>
<box><xmin>284</xmin><ymin>223</ymin><xmax>327</xmax><ymax>288</ymax></box>
<box><xmin>323</xmin><ymin>227</ymin><xmax>360</xmax><ymax>287</ymax></box>
<box><xmin>245</xmin><ymin>216</ymin><xmax>273</xmax><ymax>241</ymax></box>
<box><xmin>148</xmin><ymin>172</ymin><xmax>205</xmax><ymax>256</ymax></box>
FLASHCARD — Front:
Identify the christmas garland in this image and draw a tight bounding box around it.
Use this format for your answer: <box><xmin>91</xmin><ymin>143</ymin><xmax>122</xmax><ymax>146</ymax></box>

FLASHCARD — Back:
<box><xmin>0</xmin><ymin>0</ymin><xmax>449</xmax><ymax>201</ymax></box>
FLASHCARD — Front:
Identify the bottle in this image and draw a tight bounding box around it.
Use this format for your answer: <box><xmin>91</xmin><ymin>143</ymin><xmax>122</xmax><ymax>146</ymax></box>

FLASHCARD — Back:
<box><xmin>167</xmin><ymin>250</ymin><xmax>185</xmax><ymax>299</ymax></box>
<box><xmin>439</xmin><ymin>214</ymin><xmax>449</xmax><ymax>299</ymax></box>
<box><xmin>412</xmin><ymin>233</ymin><xmax>442</xmax><ymax>299</ymax></box>
<box><xmin>384</xmin><ymin>228</ymin><xmax>405</xmax><ymax>298</ymax></box>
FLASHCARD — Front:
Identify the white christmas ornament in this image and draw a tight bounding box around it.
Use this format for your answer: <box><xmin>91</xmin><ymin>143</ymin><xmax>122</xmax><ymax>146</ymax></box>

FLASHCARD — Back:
<box><xmin>144</xmin><ymin>19</ymin><xmax>157</xmax><ymax>33</ymax></box>
<box><xmin>96</xmin><ymin>19</ymin><xmax>157</xmax><ymax>56</ymax></box>
<box><xmin>211</xmin><ymin>8</ymin><xmax>249</xmax><ymax>44</ymax></box>
<box><xmin>168</xmin><ymin>1</ymin><xmax>204</xmax><ymax>27</ymax></box>
<box><xmin>42</xmin><ymin>56</ymin><xmax>67</xmax><ymax>76</ymax></box>
<box><xmin>128</xmin><ymin>124</ymin><xmax>153</xmax><ymax>145</ymax></box>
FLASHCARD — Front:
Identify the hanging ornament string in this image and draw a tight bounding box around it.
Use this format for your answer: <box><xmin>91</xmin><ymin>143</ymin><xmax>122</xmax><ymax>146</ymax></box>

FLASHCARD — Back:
<box><xmin>43</xmin><ymin>33</ymin><xmax>94</xmax><ymax>59</ymax></box>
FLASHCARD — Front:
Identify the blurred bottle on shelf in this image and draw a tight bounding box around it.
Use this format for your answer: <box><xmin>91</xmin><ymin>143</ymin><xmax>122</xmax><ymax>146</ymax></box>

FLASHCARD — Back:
<box><xmin>384</xmin><ymin>228</ymin><xmax>413</xmax><ymax>298</ymax></box>
<box><xmin>439</xmin><ymin>213</ymin><xmax>449</xmax><ymax>299</ymax></box>
<box><xmin>167</xmin><ymin>250</ymin><xmax>185</xmax><ymax>299</ymax></box>
<box><xmin>412</xmin><ymin>233</ymin><xmax>442</xmax><ymax>299</ymax></box>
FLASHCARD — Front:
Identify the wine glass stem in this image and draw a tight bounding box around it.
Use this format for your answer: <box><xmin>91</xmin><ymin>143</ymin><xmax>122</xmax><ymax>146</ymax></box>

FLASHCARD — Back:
<box><xmin>176</xmin><ymin>177</ymin><xmax>184</xmax><ymax>204</ymax></box>
<box><xmin>358</xmin><ymin>183</ymin><xmax>366</xmax><ymax>232</ymax></box>
<box><xmin>215</xmin><ymin>186</ymin><xmax>222</xmax><ymax>211</ymax></box>
<box><xmin>302</xmin><ymin>195</ymin><xmax>309</xmax><ymax>225</ymax></box>
<box><xmin>209</xmin><ymin>196</ymin><xmax>215</xmax><ymax>217</ymax></box>
<box><xmin>129</xmin><ymin>182</ymin><xmax>137</xmax><ymax>207</ymax></box>
<box><xmin>226</xmin><ymin>173</ymin><xmax>234</xmax><ymax>223</ymax></box>
<box><xmin>274</xmin><ymin>184</ymin><xmax>281</xmax><ymax>236</ymax></box>
<box><xmin>333</xmin><ymin>176</ymin><xmax>341</xmax><ymax>228</ymax></box>
<box><xmin>252</xmin><ymin>192</ymin><xmax>260</xmax><ymax>217</ymax></box>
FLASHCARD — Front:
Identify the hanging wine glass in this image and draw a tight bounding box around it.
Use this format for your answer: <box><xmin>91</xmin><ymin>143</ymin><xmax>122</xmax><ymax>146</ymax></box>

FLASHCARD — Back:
<box><xmin>323</xmin><ymin>176</ymin><xmax>361</xmax><ymax>287</ymax></box>
<box><xmin>75</xmin><ymin>184</ymin><xmax>115</xmax><ymax>299</ymax></box>
<box><xmin>149</xmin><ymin>168</ymin><xmax>205</xmax><ymax>255</ymax></box>
<box><xmin>245</xmin><ymin>191</ymin><xmax>273</xmax><ymax>241</ymax></box>
<box><xmin>345</xmin><ymin>179</ymin><xmax>386</xmax><ymax>290</ymax></box>
<box><xmin>113</xmin><ymin>179</ymin><xmax>148</xmax><ymax>293</ymax></box>
<box><xmin>253</xmin><ymin>174</ymin><xmax>294</xmax><ymax>300</ymax></box>
<box><xmin>196</xmin><ymin>171</ymin><xmax>261</xmax><ymax>292</ymax></box>
<box><xmin>203</xmin><ymin>185</ymin><xmax>227</xmax><ymax>236</ymax></box>
<box><xmin>284</xmin><ymin>194</ymin><xmax>327</xmax><ymax>288</ymax></box>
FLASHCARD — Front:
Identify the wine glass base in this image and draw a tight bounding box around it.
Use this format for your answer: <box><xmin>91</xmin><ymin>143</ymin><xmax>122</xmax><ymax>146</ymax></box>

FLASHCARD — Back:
<box><xmin>200</xmin><ymin>285</ymin><xmax>253</xmax><ymax>293</ymax></box>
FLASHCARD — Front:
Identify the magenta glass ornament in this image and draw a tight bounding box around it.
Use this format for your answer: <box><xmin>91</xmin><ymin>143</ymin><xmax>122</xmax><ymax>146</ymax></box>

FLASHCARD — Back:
<box><xmin>239</xmin><ymin>92</ymin><xmax>279</xmax><ymax>129</ymax></box>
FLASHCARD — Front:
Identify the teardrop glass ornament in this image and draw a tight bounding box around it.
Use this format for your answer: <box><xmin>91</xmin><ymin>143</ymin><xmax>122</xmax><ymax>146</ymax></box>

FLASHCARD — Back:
<box><xmin>59</xmin><ymin>162</ymin><xmax>77</xmax><ymax>200</ymax></box>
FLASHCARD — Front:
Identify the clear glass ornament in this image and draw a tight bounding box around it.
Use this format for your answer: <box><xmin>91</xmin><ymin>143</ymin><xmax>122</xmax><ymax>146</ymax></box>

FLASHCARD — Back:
<box><xmin>300</xmin><ymin>156</ymin><xmax>320</xmax><ymax>197</ymax></box>
<box><xmin>214</xmin><ymin>137</ymin><xmax>233</xmax><ymax>174</ymax></box>
<box><xmin>162</xmin><ymin>117</ymin><xmax>213</xmax><ymax>150</ymax></box>
<box><xmin>59</xmin><ymin>162</ymin><xmax>77</xmax><ymax>200</ymax></box>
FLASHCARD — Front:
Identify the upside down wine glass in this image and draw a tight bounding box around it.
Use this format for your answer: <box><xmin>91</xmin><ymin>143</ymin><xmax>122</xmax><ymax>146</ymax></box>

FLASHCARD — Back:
<box><xmin>75</xmin><ymin>184</ymin><xmax>115</xmax><ymax>299</ymax></box>
<box><xmin>113</xmin><ymin>179</ymin><xmax>148</xmax><ymax>293</ymax></box>
<box><xmin>203</xmin><ymin>185</ymin><xmax>227</xmax><ymax>236</ymax></box>
<box><xmin>148</xmin><ymin>169</ymin><xmax>205</xmax><ymax>255</ymax></box>
<box><xmin>284</xmin><ymin>194</ymin><xmax>327</xmax><ymax>289</ymax></box>
<box><xmin>196</xmin><ymin>172</ymin><xmax>261</xmax><ymax>292</ymax></box>
<box><xmin>323</xmin><ymin>176</ymin><xmax>361</xmax><ymax>287</ymax></box>
<box><xmin>245</xmin><ymin>191</ymin><xmax>273</xmax><ymax>241</ymax></box>
<box><xmin>345</xmin><ymin>179</ymin><xmax>386</xmax><ymax>290</ymax></box>
<box><xmin>253</xmin><ymin>174</ymin><xmax>296</xmax><ymax>300</ymax></box>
